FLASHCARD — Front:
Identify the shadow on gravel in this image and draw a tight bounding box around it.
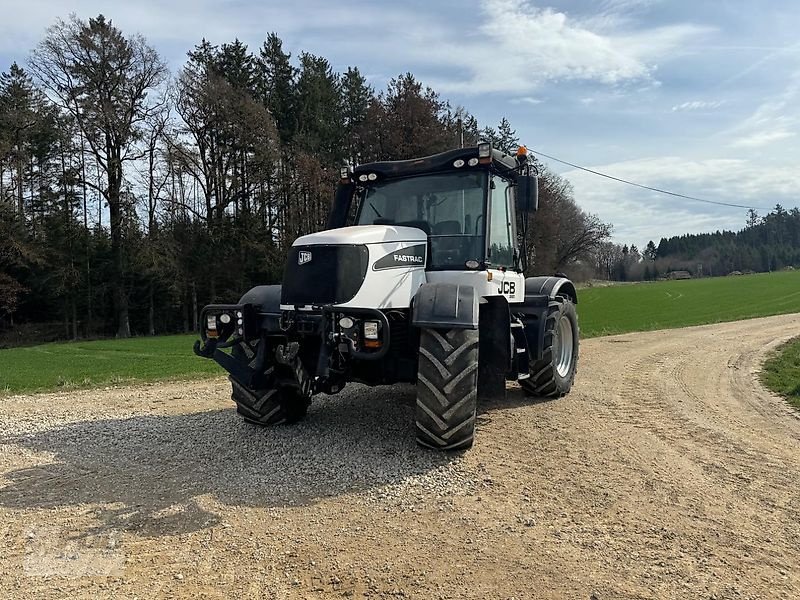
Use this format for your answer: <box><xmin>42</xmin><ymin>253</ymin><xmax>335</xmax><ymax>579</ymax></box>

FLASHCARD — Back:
<box><xmin>0</xmin><ymin>384</ymin><xmax>479</xmax><ymax>537</ymax></box>
<box><xmin>478</xmin><ymin>385</ymin><xmax>557</xmax><ymax>414</ymax></box>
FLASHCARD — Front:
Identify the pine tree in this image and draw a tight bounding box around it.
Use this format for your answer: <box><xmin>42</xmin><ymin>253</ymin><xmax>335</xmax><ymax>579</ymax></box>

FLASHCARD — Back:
<box><xmin>341</xmin><ymin>67</ymin><xmax>373</xmax><ymax>165</ymax></box>
<box><xmin>258</xmin><ymin>33</ymin><xmax>297</xmax><ymax>146</ymax></box>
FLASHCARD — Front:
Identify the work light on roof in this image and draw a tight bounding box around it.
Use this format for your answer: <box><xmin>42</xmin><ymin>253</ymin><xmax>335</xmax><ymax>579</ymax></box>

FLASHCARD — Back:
<box><xmin>478</xmin><ymin>141</ymin><xmax>492</xmax><ymax>158</ymax></box>
<box><xmin>453</xmin><ymin>159</ymin><xmax>465</xmax><ymax>168</ymax></box>
<box><xmin>368</xmin><ymin>173</ymin><xmax>377</xmax><ymax>181</ymax></box>
<box><xmin>358</xmin><ymin>174</ymin><xmax>368</xmax><ymax>182</ymax></box>
<box><xmin>468</xmin><ymin>158</ymin><xmax>479</xmax><ymax>167</ymax></box>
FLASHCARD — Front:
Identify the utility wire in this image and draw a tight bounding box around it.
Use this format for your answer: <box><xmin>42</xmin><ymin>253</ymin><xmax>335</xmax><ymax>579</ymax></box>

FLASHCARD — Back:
<box><xmin>527</xmin><ymin>148</ymin><xmax>769</xmax><ymax>211</ymax></box>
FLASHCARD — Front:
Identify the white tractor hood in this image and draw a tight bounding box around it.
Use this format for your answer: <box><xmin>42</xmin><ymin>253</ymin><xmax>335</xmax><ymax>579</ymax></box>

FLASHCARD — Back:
<box><xmin>293</xmin><ymin>225</ymin><xmax>427</xmax><ymax>246</ymax></box>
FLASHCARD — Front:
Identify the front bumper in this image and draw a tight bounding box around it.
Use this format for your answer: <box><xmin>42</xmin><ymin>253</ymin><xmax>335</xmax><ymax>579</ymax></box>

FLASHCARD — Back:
<box><xmin>193</xmin><ymin>304</ymin><xmax>394</xmax><ymax>392</ymax></box>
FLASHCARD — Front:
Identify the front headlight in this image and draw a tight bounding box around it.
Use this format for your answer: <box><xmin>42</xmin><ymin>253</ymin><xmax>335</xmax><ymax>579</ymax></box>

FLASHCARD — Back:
<box><xmin>363</xmin><ymin>321</ymin><xmax>379</xmax><ymax>340</ymax></box>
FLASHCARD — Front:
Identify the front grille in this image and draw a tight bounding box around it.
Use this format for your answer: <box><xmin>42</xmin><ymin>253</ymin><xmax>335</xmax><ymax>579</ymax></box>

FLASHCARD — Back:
<box><xmin>281</xmin><ymin>244</ymin><xmax>369</xmax><ymax>306</ymax></box>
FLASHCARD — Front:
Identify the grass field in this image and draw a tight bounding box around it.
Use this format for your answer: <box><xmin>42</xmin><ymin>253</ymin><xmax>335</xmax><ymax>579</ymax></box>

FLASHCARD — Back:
<box><xmin>578</xmin><ymin>270</ymin><xmax>800</xmax><ymax>337</ymax></box>
<box><xmin>760</xmin><ymin>337</ymin><xmax>800</xmax><ymax>410</ymax></box>
<box><xmin>2</xmin><ymin>270</ymin><xmax>800</xmax><ymax>395</ymax></box>
<box><xmin>0</xmin><ymin>335</ymin><xmax>220</xmax><ymax>395</ymax></box>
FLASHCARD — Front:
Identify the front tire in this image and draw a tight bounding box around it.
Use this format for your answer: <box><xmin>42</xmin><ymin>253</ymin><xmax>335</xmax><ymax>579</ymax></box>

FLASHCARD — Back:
<box><xmin>415</xmin><ymin>328</ymin><xmax>479</xmax><ymax>450</ymax></box>
<box><xmin>230</xmin><ymin>340</ymin><xmax>309</xmax><ymax>426</ymax></box>
<box><xmin>520</xmin><ymin>297</ymin><xmax>579</xmax><ymax>398</ymax></box>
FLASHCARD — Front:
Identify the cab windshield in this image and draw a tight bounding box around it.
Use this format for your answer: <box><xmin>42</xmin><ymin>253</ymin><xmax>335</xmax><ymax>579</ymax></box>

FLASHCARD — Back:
<box><xmin>354</xmin><ymin>171</ymin><xmax>487</xmax><ymax>269</ymax></box>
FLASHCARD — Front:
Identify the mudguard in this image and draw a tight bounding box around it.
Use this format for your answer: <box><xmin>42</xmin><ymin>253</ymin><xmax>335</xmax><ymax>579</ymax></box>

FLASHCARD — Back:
<box><xmin>412</xmin><ymin>283</ymin><xmax>479</xmax><ymax>329</ymax></box>
<box><xmin>239</xmin><ymin>284</ymin><xmax>282</xmax><ymax>331</ymax></box>
<box><xmin>478</xmin><ymin>296</ymin><xmax>510</xmax><ymax>402</ymax></box>
<box><xmin>519</xmin><ymin>276</ymin><xmax>578</xmax><ymax>361</ymax></box>
<box><xmin>524</xmin><ymin>276</ymin><xmax>578</xmax><ymax>305</ymax></box>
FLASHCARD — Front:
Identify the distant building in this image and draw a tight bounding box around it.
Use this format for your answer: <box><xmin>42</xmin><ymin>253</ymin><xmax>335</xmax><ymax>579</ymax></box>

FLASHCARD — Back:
<box><xmin>667</xmin><ymin>270</ymin><xmax>692</xmax><ymax>280</ymax></box>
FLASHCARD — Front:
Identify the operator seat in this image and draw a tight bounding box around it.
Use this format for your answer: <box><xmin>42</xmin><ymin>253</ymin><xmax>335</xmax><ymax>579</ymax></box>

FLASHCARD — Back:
<box><xmin>431</xmin><ymin>220</ymin><xmax>464</xmax><ymax>265</ymax></box>
<box><xmin>433</xmin><ymin>220</ymin><xmax>461</xmax><ymax>236</ymax></box>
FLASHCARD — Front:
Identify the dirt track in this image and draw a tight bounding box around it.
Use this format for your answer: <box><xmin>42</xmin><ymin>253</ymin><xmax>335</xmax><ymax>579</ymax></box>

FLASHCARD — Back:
<box><xmin>1</xmin><ymin>314</ymin><xmax>800</xmax><ymax>599</ymax></box>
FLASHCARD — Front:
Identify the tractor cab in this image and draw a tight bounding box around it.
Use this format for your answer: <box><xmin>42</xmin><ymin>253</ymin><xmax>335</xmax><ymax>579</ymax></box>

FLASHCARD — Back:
<box><xmin>330</xmin><ymin>143</ymin><xmax>538</xmax><ymax>274</ymax></box>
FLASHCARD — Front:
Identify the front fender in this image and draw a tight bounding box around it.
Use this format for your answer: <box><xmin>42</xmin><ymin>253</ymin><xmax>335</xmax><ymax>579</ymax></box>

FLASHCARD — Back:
<box><xmin>412</xmin><ymin>282</ymin><xmax>479</xmax><ymax>329</ymax></box>
<box><xmin>239</xmin><ymin>285</ymin><xmax>282</xmax><ymax>332</ymax></box>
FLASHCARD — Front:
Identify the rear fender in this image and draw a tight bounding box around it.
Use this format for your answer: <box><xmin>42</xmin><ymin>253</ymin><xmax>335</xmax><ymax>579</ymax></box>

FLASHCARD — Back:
<box><xmin>519</xmin><ymin>276</ymin><xmax>577</xmax><ymax>360</ymax></box>
<box><xmin>524</xmin><ymin>276</ymin><xmax>578</xmax><ymax>305</ymax></box>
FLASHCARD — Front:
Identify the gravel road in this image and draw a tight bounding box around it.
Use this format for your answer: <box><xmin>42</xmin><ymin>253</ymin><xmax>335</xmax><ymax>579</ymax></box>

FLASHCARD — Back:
<box><xmin>1</xmin><ymin>314</ymin><xmax>800</xmax><ymax>599</ymax></box>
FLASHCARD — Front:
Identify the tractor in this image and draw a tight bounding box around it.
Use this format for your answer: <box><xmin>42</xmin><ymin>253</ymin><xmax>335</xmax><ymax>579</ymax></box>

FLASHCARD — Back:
<box><xmin>194</xmin><ymin>143</ymin><xmax>579</xmax><ymax>450</ymax></box>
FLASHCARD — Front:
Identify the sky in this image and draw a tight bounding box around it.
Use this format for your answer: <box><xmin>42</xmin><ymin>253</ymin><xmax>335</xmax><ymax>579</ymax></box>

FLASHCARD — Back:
<box><xmin>1</xmin><ymin>0</ymin><xmax>799</xmax><ymax>247</ymax></box>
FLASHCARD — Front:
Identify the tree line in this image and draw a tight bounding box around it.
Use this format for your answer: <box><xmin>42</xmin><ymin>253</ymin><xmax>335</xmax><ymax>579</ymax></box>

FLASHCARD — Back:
<box><xmin>592</xmin><ymin>206</ymin><xmax>800</xmax><ymax>282</ymax></box>
<box><xmin>0</xmin><ymin>14</ymin><xmax>610</xmax><ymax>344</ymax></box>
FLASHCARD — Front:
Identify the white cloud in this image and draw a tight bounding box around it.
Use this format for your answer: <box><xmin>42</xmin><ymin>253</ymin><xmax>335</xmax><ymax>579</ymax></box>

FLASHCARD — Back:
<box><xmin>427</xmin><ymin>0</ymin><xmax>712</xmax><ymax>94</ymax></box>
<box><xmin>731</xmin><ymin>130</ymin><xmax>796</xmax><ymax>148</ymax></box>
<box><xmin>0</xmin><ymin>0</ymin><xmax>413</xmax><ymax>67</ymax></box>
<box><xmin>671</xmin><ymin>100</ymin><xmax>725</xmax><ymax>111</ymax></box>
<box><xmin>560</xmin><ymin>156</ymin><xmax>800</xmax><ymax>245</ymax></box>
<box><xmin>510</xmin><ymin>96</ymin><xmax>544</xmax><ymax>105</ymax></box>
<box><xmin>727</xmin><ymin>74</ymin><xmax>800</xmax><ymax>149</ymax></box>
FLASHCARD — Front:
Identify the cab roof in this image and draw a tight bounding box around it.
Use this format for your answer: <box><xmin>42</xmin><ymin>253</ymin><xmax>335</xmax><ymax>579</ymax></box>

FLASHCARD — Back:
<box><xmin>353</xmin><ymin>146</ymin><xmax>521</xmax><ymax>180</ymax></box>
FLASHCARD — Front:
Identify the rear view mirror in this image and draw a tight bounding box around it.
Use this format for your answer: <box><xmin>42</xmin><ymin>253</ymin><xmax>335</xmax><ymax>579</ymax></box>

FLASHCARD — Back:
<box><xmin>517</xmin><ymin>175</ymin><xmax>538</xmax><ymax>212</ymax></box>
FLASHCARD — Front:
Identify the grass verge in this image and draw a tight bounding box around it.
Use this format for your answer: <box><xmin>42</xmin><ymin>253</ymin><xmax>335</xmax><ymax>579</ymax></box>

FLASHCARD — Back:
<box><xmin>0</xmin><ymin>334</ymin><xmax>221</xmax><ymax>396</ymax></box>
<box><xmin>760</xmin><ymin>337</ymin><xmax>800</xmax><ymax>410</ymax></box>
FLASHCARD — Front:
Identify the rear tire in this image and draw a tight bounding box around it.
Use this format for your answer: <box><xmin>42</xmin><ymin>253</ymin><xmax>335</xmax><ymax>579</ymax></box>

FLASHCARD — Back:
<box><xmin>415</xmin><ymin>328</ymin><xmax>479</xmax><ymax>450</ymax></box>
<box><xmin>230</xmin><ymin>341</ymin><xmax>309</xmax><ymax>426</ymax></box>
<box><xmin>520</xmin><ymin>297</ymin><xmax>579</xmax><ymax>398</ymax></box>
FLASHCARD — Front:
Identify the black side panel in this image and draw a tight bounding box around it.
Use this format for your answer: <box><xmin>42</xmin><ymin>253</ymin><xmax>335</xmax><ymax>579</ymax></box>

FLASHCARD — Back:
<box><xmin>525</xmin><ymin>276</ymin><xmax>578</xmax><ymax>304</ymax></box>
<box><xmin>282</xmin><ymin>245</ymin><xmax>369</xmax><ymax>306</ymax></box>
<box><xmin>478</xmin><ymin>296</ymin><xmax>510</xmax><ymax>402</ymax></box>
<box><xmin>412</xmin><ymin>283</ymin><xmax>479</xmax><ymax>329</ymax></box>
<box><xmin>372</xmin><ymin>244</ymin><xmax>427</xmax><ymax>270</ymax></box>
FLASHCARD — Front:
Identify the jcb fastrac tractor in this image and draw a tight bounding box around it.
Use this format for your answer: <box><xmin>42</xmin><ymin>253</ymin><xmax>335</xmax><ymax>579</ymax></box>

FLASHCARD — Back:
<box><xmin>194</xmin><ymin>143</ymin><xmax>579</xmax><ymax>450</ymax></box>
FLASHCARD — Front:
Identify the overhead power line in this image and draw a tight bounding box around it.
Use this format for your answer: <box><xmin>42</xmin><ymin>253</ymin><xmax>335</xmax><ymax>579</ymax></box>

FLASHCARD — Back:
<box><xmin>527</xmin><ymin>148</ymin><xmax>769</xmax><ymax>211</ymax></box>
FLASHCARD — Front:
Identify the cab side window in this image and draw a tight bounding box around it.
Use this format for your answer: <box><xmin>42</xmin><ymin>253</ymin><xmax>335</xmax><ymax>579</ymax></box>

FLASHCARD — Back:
<box><xmin>488</xmin><ymin>178</ymin><xmax>514</xmax><ymax>268</ymax></box>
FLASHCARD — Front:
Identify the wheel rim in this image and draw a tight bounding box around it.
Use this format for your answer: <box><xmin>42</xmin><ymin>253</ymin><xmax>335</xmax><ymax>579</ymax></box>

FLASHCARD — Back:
<box><xmin>555</xmin><ymin>314</ymin><xmax>574</xmax><ymax>378</ymax></box>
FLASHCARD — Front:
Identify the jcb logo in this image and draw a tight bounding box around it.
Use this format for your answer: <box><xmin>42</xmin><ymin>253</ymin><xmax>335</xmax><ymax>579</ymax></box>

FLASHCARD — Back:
<box><xmin>498</xmin><ymin>281</ymin><xmax>516</xmax><ymax>295</ymax></box>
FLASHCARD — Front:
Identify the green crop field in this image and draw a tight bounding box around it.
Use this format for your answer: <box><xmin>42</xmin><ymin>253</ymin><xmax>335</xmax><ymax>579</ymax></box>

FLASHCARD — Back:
<box><xmin>0</xmin><ymin>335</ymin><xmax>220</xmax><ymax>395</ymax></box>
<box><xmin>1</xmin><ymin>270</ymin><xmax>800</xmax><ymax>395</ymax></box>
<box><xmin>577</xmin><ymin>270</ymin><xmax>800</xmax><ymax>338</ymax></box>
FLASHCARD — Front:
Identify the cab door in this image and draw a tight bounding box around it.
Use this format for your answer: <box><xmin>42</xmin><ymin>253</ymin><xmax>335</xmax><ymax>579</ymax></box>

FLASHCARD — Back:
<box><xmin>487</xmin><ymin>176</ymin><xmax>525</xmax><ymax>304</ymax></box>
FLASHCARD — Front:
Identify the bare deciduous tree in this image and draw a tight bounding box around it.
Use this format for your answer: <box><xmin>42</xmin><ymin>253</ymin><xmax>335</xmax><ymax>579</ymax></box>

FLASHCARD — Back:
<box><xmin>30</xmin><ymin>14</ymin><xmax>167</xmax><ymax>337</ymax></box>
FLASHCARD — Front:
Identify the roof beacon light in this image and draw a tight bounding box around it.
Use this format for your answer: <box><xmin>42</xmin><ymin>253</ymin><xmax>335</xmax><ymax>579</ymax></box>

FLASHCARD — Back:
<box><xmin>453</xmin><ymin>159</ymin><xmax>465</xmax><ymax>168</ymax></box>
<box><xmin>516</xmin><ymin>145</ymin><xmax>528</xmax><ymax>157</ymax></box>
<box><xmin>478</xmin><ymin>141</ymin><xmax>492</xmax><ymax>158</ymax></box>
